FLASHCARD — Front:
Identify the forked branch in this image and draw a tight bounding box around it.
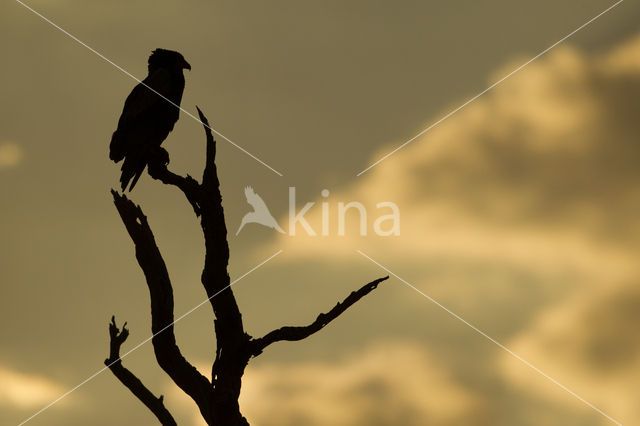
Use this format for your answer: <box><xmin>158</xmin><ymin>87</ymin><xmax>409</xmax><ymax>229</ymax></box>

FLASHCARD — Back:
<box><xmin>105</xmin><ymin>316</ymin><xmax>177</xmax><ymax>426</ymax></box>
<box><xmin>108</xmin><ymin>107</ymin><xmax>388</xmax><ymax>426</ymax></box>
<box><xmin>111</xmin><ymin>191</ymin><xmax>212</xmax><ymax>416</ymax></box>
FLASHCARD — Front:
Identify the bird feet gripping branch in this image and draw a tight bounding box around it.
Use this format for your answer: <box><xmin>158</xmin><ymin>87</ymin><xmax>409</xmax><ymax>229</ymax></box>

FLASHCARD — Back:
<box><xmin>147</xmin><ymin>146</ymin><xmax>170</xmax><ymax>173</ymax></box>
<box><xmin>147</xmin><ymin>146</ymin><xmax>172</xmax><ymax>183</ymax></box>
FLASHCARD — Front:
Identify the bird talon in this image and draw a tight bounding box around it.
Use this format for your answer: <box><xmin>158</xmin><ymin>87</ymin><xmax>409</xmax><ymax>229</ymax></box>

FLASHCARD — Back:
<box><xmin>152</xmin><ymin>147</ymin><xmax>170</xmax><ymax>166</ymax></box>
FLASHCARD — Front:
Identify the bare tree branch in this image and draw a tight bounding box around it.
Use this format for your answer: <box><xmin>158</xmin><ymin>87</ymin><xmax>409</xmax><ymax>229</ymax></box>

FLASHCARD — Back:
<box><xmin>147</xmin><ymin>147</ymin><xmax>202</xmax><ymax>216</ymax></box>
<box><xmin>108</xmin><ymin>106</ymin><xmax>387</xmax><ymax>426</ymax></box>
<box><xmin>195</xmin><ymin>107</ymin><xmax>250</xmax><ymax>425</ymax></box>
<box><xmin>197</xmin><ymin>106</ymin><xmax>239</xmax><ymax>321</ymax></box>
<box><xmin>105</xmin><ymin>316</ymin><xmax>177</xmax><ymax>426</ymax></box>
<box><xmin>111</xmin><ymin>190</ymin><xmax>213</xmax><ymax>417</ymax></box>
<box><xmin>249</xmin><ymin>276</ymin><xmax>389</xmax><ymax>357</ymax></box>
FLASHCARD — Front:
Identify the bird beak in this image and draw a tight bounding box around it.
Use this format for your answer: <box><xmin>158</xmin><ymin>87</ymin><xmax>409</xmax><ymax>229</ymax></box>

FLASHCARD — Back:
<box><xmin>182</xmin><ymin>59</ymin><xmax>191</xmax><ymax>70</ymax></box>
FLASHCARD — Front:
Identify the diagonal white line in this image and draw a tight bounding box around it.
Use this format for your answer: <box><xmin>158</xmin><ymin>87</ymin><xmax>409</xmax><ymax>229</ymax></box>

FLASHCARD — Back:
<box><xmin>13</xmin><ymin>0</ymin><xmax>284</xmax><ymax>177</ymax></box>
<box><xmin>356</xmin><ymin>250</ymin><xmax>623</xmax><ymax>426</ymax></box>
<box><xmin>17</xmin><ymin>249</ymin><xmax>283</xmax><ymax>426</ymax></box>
<box><xmin>356</xmin><ymin>0</ymin><xmax>624</xmax><ymax>176</ymax></box>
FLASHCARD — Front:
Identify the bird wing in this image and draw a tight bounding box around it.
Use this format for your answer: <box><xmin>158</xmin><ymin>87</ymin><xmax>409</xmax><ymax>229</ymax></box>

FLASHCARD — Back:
<box><xmin>116</xmin><ymin>68</ymin><xmax>173</xmax><ymax>130</ymax></box>
<box><xmin>244</xmin><ymin>186</ymin><xmax>270</xmax><ymax>212</ymax></box>
<box><xmin>109</xmin><ymin>68</ymin><xmax>174</xmax><ymax>163</ymax></box>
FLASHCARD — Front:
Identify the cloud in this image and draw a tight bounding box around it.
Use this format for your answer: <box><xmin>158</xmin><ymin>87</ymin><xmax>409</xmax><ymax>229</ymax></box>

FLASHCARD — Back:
<box><xmin>0</xmin><ymin>142</ymin><xmax>24</xmax><ymax>170</ymax></box>
<box><xmin>501</xmin><ymin>279</ymin><xmax>640</xmax><ymax>424</ymax></box>
<box><xmin>241</xmin><ymin>343</ymin><xmax>484</xmax><ymax>426</ymax></box>
<box><xmin>165</xmin><ymin>343</ymin><xmax>484</xmax><ymax>426</ymax></box>
<box><xmin>260</xmin><ymin>32</ymin><xmax>640</xmax><ymax>424</ymax></box>
<box><xmin>268</xmin><ymin>32</ymin><xmax>640</xmax><ymax>277</ymax></box>
<box><xmin>0</xmin><ymin>366</ymin><xmax>65</xmax><ymax>409</ymax></box>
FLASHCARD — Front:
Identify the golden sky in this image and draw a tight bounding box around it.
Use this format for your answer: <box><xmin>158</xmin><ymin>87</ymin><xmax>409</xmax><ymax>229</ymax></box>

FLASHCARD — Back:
<box><xmin>1</xmin><ymin>1</ymin><xmax>639</xmax><ymax>425</ymax></box>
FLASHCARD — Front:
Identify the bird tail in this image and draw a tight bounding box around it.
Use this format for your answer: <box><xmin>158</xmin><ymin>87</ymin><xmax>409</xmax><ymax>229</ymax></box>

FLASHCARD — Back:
<box><xmin>127</xmin><ymin>169</ymin><xmax>144</xmax><ymax>192</ymax></box>
<box><xmin>119</xmin><ymin>155</ymin><xmax>146</xmax><ymax>192</ymax></box>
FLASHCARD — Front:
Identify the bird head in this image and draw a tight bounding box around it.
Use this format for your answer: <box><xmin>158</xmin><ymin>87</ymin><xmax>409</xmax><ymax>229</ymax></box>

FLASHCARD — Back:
<box><xmin>148</xmin><ymin>48</ymin><xmax>191</xmax><ymax>72</ymax></box>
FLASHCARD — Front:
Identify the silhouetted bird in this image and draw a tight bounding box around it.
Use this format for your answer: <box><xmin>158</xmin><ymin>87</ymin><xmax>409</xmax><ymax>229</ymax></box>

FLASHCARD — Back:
<box><xmin>109</xmin><ymin>49</ymin><xmax>191</xmax><ymax>191</ymax></box>
<box><xmin>236</xmin><ymin>187</ymin><xmax>285</xmax><ymax>235</ymax></box>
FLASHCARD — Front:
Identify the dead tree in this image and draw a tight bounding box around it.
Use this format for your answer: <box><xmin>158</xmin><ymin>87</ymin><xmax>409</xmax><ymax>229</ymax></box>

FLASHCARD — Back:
<box><xmin>105</xmin><ymin>107</ymin><xmax>389</xmax><ymax>425</ymax></box>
